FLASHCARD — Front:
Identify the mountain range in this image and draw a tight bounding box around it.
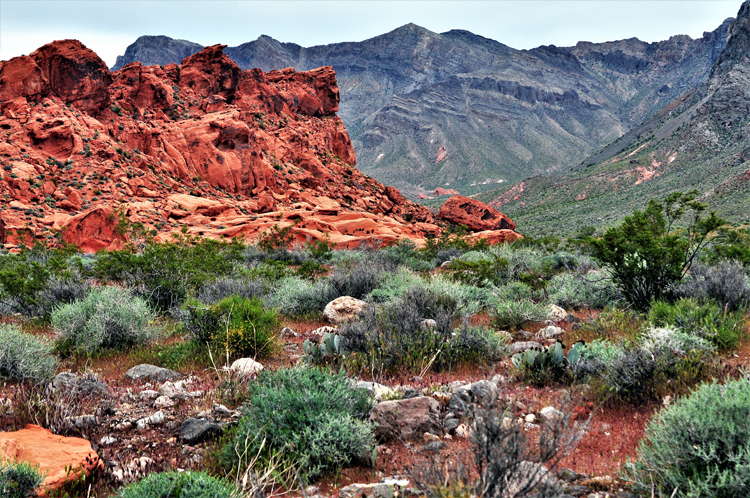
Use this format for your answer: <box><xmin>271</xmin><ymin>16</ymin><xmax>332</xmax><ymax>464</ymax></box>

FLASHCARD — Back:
<box><xmin>111</xmin><ymin>17</ymin><xmax>733</xmax><ymax>202</ymax></box>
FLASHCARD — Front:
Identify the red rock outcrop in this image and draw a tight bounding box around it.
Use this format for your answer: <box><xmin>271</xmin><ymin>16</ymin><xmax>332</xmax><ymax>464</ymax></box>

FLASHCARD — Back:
<box><xmin>433</xmin><ymin>187</ymin><xmax>459</xmax><ymax>196</ymax></box>
<box><xmin>437</xmin><ymin>195</ymin><xmax>516</xmax><ymax>231</ymax></box>
<box><xmin>0</xmin><ymin>424</ymin><xmax>102</xmax><ymax>493</ymax></box>
<box><xmin>0</xmin><ymin>41</ymin><xmax>516</xmax><ymax>251</ymax></box>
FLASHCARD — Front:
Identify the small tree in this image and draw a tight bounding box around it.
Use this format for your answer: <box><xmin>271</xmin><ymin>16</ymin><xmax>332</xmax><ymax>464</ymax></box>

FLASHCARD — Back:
<box><xmin>591</xmin><ymin>191</ymin><xmax>724</xmax><ymax>311</ymax></box>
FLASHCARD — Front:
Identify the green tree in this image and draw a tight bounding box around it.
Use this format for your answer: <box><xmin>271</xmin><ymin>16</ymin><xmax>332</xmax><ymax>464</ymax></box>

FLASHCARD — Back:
<box><xmin>591</xmin><ymin>191</ymin><xmax>724</xmax><ymax>311</ymax></box>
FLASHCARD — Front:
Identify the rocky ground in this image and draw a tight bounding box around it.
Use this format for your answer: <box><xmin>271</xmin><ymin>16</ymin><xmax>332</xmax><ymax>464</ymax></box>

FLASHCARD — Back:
<box><xmin>0</xmin><ymin>305</ymin><xmax>698</xmax><ymax>498</ymax></box>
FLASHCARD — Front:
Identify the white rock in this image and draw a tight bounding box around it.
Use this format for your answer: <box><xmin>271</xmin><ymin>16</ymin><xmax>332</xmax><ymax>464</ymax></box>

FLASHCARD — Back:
<box><xmin>420</xmin><ymin>319</ymin><xmax>437</xmax><ymax>331</ymax></box>
<box><xmin>136</xmin><ymin>411</ymin><xmax>165</xmax><ymax>430</ymax></box>
<box><xmin>228</xmin><ymin>358</ymin><xmax>264</xmax><ymax>376</ymax></box>
<box><xmin>139</xmin><ymin>390</ymin><xmax>159</xmax><ymax>400</ymax></box>
<box><xmin>537</xmin><ymin>325</ymin><xmax>563</xmax><ymax>339</ymax></box>
<box><xmin>310</xmin><ymin>325</ymin><xmax>336</xmax><ymax>336</ymax></box>
<box><xmin>540</xmin><ymin>406</ymin><xmax>563</xmax><ymax>421</ymax></box>
<box><xmin>154</xmin><ymin>395</ymin><xmax>174</xmax><ymax>408</ymax></box>
<box><xmin>525</xmin><ymin>413</ymin><xmax>536</xmax><ymax>424</ymax></box>
<box><xmin>455</xmin><ymin>424</ymin><xmax>469</xmax><ymax>438</ymax></box>
<box><xmin>548</xmin><ymin>304</ymin><xmax>567</xmax><ymax>322</ymax></box>
<box><xmin>323</xmin><ymin>296</ymin><xmax>367</xmax><ymax>324</ymax></box>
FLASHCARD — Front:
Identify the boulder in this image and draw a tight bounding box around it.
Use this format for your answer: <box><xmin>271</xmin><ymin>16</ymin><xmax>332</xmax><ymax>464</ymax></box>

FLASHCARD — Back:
<box><xmin>62</xmin><ymin>206</ymin><xmax>126</xmax><ymax>253</ymax></box>
<box><xmin>511</xmin><ymin>341</ymin><xmax>542</xmax><ymax>354</ymax></box>
<box><xmin>323</xmin><ymin>296</ymin><xmax>367</xmax><ymax>324</ymax></box>
<box><xmin>228</xmin><ymin>358</ymin><xmax>264</xmax><ymax>376</ymax></box>
<box><xmin>179</xmin><ymin>418</ymin><xmax>225</xmax><ymax>444</ymax></box>
<box><xmin>436</xmin><ymin>196</ymin><xmax>515</xmax><ymax>232</ymax></box>
<box><xmin>370</xmin><ymin>397</ymin><xmax>441</xmax><ymax>441</ymax></box>
<box><xmin>0</xmin><ymin>424</ymin><xmax>102</xmax><ymax>492</ymax></box>
<box><xmin>339</xmin><ymin>483</ymin><xmax>396</xmax><ymax>498</ymax></box>
<box><xmin>537</xmin><ymin>325</ymin><xmax>564</xmax><ymax>340</ymax></box>
<box><xmin>548</xmin><ymin>304</ymin><xmax>567</xmax><ymax>322</ymax></box>
<box><xmin>125</xmin><ymin>364</ymin><xmax>182</xmax><ymax>382</ymax></box>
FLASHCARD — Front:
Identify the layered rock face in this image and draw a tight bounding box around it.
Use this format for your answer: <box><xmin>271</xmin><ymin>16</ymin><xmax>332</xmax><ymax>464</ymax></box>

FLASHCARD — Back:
<box><xmin>112</xmin><ymin>19</ymin><xmax>734</xmax><ymax>199</ymax></box>
<box><xmin>0</xmin><ymin>40</ymin><xmax>501</xmax><ymax>251</ymax></box>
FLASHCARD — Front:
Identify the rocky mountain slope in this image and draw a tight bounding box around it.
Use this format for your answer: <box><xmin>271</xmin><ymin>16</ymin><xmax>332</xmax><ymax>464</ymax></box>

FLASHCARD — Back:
<box><xmin>488</xmin><ymin>0</ymin><xmax>750</xmax><ymax>237</ymax></box>
<box><xmin>112</xmin><ymin>19</ymin><xmax>733</xmax><ymax>199</ymax></box>
<box><xmin>0</xmin><ymin>41</ymin><xmax>521</xmax><ymax>252</ymax></box>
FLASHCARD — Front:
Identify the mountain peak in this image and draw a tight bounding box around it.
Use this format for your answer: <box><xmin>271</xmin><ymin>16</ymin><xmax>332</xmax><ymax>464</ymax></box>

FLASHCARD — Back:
<box><xmin>710</xmin><ymin>0</ymin><xmax>750</xmax><ymax>77</ymax></box>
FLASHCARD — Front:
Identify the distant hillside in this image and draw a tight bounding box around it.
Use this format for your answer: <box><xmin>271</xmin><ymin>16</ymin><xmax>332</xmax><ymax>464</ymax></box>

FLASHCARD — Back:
<box><xmin>113</xmin><ymin>18</ymin><xmax>733</xmax><ymax>201</ymax></box>
<box><xmin>489</xmin><ymin>0</ymin><xmax>750</xmax><ymax>237</ymax></box>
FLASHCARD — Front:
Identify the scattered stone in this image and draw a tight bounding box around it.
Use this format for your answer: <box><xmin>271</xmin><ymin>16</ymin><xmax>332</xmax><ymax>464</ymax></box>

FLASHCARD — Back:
<box><xmin>511</xmin><ymin>341</ymin><xmax>542</xmax><ymax>354</ymax></box>
<box><xmin>158</xmin><ymin>381</ymin><xmax>182</xmax><ymax>398</ymax></box>
<box><xmin>125</xmin><ymin>364</ymin><xmax>181</xmax><ymax>382</ymax></box>
<box><xmin>323</xmin><ymin>296</ymin><xmax>367</xmax><ymax>324</ymax></box>
<box><xmin>114</xmin><ymin>421</ymin><xmax>133</xmax><ymax>431</ymax></box>
<box><xmin>179</xmin><ymin>418</ymin><xmax>225</xmax><ymax>444</ymax></box>
<box><xmin>444</xmin><ymin>417</ymin><xmax>459</xmax><ymax>434</ymax></box>
<box><xmin>469</xmin><ymin>379</ymin><xmax>498</xmax><ymax>405</ymax></box>
<box><xmin>431</xmin><ymin>391</ymin><xmax>451</xmax><ymax>406</ymax></box>
<box><xmin>211</xmin><ymin>404</ymin><xmax>234</xmax><ymax>418</ymax></box>
<box><xmin>537</xmin><ymin>325</ymin><xmax>563</xmax><ymax>339</ymax></box>
<box><xmin>66</xmin><ymin>415</ymin><xmax>98</xmax><ymax>429</ymax></box>
<box><xmin>0</xmin><ymin>424</ymin><xmax>102</xmax><ymax>492</ymax></box>
<box><xmin>154</xmin><ymin>395</ymin><xmax>174</xmax><ymax>408</ymax></box>
<box><xmin>370</xmin><ymin>397</ymin><xmax>442</xmax><ymax>441</ymax></box>
<box><xmin>455</xmin><ymin>424</ymin><xmax>468</xmax><ymax>438</ymax></box>
<box><xmin>525</xmin><ymin>414</ymin><xmax>536</xmax><ymax>424</ymax></box>
<box><xmin>419</xmin><ymin>319</ymin><xmax>437</xmax><ymax>331</ymax></box>
<box><xmin>423</xmin><ymin>441</ymin><xmax>446</xmax><ymax>452</ymax></box>
<box><xmin>136</xmin><ymin>411</ymin><xmax>165</xmax><ymax>430</ymax></box>
<box><xmin>402</xmin><ymin>388</ymin><xmax>421</xmax><ymax>400</ymax></box>
<box><xmin>491</xmin><ymin>374</ymin><xmax>507</xmax><ymax>385</ymax></box>
<box><xmin>310</xmin><ymin>325</ymin><xmax>336</xmax><ymax>336</ymax></box>
<box><xmin>354</xmin><ymin>380</ymin><xmax>394</xmax><ymax>401</ymax></box>
<box><xmin>449</xmin><ymin>380</ymin><xmax>468</xmax><ymax>390</ymax></box>
<box><xmin>580</xmin><ymin>476</ymin><xmax>615</xmax><ymax>491</ymax></box>
<box><xmin>524</xmin><ymin>422</ymin><xmax>540</xmax><ymax>430</ymax></box>
<box><xmin>558</xmin><ymin>468</ymin><xmax>586</xmax><ymax>483</ymax></box>
<box><xmin>339</xmin><ymin>482</ymin><xmax>395</xmax><ymax>498</ymax></box>
<box><xmin>548</xmin><ymin>304</ymin><xmax>567</xmax><ymax>322</ymax></box>
<box><xmin>423</xmin><ymin>432</ymin><xmax>440</xmax><ymax>442</ymax></box>
<box><xmin>280</xmin><ymin>326</ymin><xmax>299</xmax><ymax>338</ymax></box>
<box><xmin>140</xmin><ymin>390</ymin><xmax>159</xmax><ymax>400</ymax></box>
<box><xmin>228</xmin><ymin>358</ymin><xmax>264</xmax><ymax>376</ymax></box>
<box><xmin>51</xmin><ymin>372</ymin><xmax>78</xmax><ymax>391</ymax></box>
<box><xmin>99</xmin><ymin>436</ymin><xmax>117</xmax><ymax>446</ymax></box>
<box><xmin>540</xmin><ymin>406</ymin><xmax>563</xmax><ymax>421</ymax></box>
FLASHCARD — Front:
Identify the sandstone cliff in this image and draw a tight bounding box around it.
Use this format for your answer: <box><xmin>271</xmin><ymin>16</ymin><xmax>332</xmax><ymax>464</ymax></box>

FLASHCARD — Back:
<box><xmin>1</xmin><ymin>40</ymin><xmax>514</xmax><ymax>251</ymax></box>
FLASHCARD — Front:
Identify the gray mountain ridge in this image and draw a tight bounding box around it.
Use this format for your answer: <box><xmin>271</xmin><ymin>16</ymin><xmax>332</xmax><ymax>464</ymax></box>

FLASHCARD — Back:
<box><xmin>111</xmin><ymin>18</ymin><xmax>734</xmax><ymax>200</ymax></box>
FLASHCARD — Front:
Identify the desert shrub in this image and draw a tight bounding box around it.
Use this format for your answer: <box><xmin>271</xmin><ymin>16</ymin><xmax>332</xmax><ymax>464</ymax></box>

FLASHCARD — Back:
<box><xmin>93</xmin><ymin>235</ymin><xmax>244</xmax><ymax>312</ymax></box>
<box><xmin>264</xmin><ymin>276</ymin><xmax>336</xmax><ymax>316</ymax></box>
<box><xmin>673</xmin><ymin>261</ymin><xmax>750</xmax><ymax>311</ymax></box>
<box><xmin>366</xmin><ymin>267</ymin><xmax>424</xmax><ymax>303</ymax></box>
<box><xmin>447</xmin><ymin>253</ymin><xmax>509</xmax><ymax>287</ymax></box>
<box><xmin>623</xmin><ymin>378</ymin><xmax>750</xmax><ymax>497</ymax></box>
<box><xmin>414</xmin><ymin>393</ymin><xmax>587</xmax><ymax>498</ymax></box>
<box><xmin>489</xmin><ymin>244</ymin><xmax>547</xmax><ymax>280</ymax></box>
<box><xmin>196</xmin><ymin>276</ymin><xmax>266</xmax><ymax>305</ymax></box>
<box><xmin>180</xmin><ymin>296</ymin><xmax>278</xmax><ymax>360</ymax></box>
<box><xmin>418</xmin><ymin>229</ymin><xmax>487</xmax><ymax>262</ymax></box>
<box><xmin>342</xmin><ymin>287</ymin><xmax>503</xmax><ymax>373</ymax></box>
<box><xmin>492</xmin><ymin>299</ymin><xmax>548</xmax><ymax>330</ymax></box>
<box><xmin>328</xmin><ymin>253</ymin><xmax>400</xmax><ymax>299</ymax></box>
<box><xmin>573</xmin><ymin>307</ymin><xmax>644</xmax><ymax>344</ymax></box>
<box><xmin>221</xmin><ymin>367</ymin><xmax>374</xmax><ymax>483</ymax></box>
<box><xmin>245</xmin><ymin>260</ymin><xmax>294</xmax><ymax>282</ymax></box>
<box><xmin>640</xmin><ymin>326</ymin><xmax>715</xmax><ymax>356</ymax></box>
<box><xmin>649</xmin><ymin>298</ymin><xmax>745</xmax><ymax>351</ymax></box>
<box><xmin>129</xmin><ymin>340</ymin><xmax>209</xmax><ymax>371</ymax></box>
<box><xmin>0</xmin><ymin>460</ymin><xmax>43</xmax><ymax>498</ymax></box>
<box><xmin>494</xmin><ymin>281</ymin><xmax>535</xmax><ymax>302</ymax></box>
<box><xmin>0</xmin><ymin>324</ymin><xmax>58</xmax><ymax>382</ymax></box>
<box><xmin>547</xmin><ymin>271</ymin><xmax>619</xmax><ymax>310</ymax></box>
<box><xmin>570</xmin><ymin>339</ymin><xmax>624</xmax><ymax>380</ymax></box>
<box><xmin>0</xmin><ymin>244</ymin><xmax>84</xmax><ymax>318</ymax></box>
<box><xmin>52</xmin><ymin>286</ymin><xmax>156</xmax><ymax>355</ymax></box>
<box><xmin>541</xmin><ymin>251</ymin><xmax>581</xmax><ymax>271</ymax></box>
<box><xmin>603</xmin><ymin>347</ymin><xmax>657</xmax><ymax>405</ymax></box>
<box><xmin>117</xmin><ymin>470</ymin><xmax>238</xmax><ymax>498</ymax></box>
<box><xmin>590</xmin><ymin>192</ymin><xmax>724</xmax><ymax>311</ymax></box>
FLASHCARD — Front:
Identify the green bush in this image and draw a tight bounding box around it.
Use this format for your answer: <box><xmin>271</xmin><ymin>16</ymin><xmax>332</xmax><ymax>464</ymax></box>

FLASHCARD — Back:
<box><xmin>52</xmin><ymin>286</ymin><xmax>156</xmax><ymax>355</ymax></box>
<box><xmin>0</xmin><ymin>460</ymin><xmax>43</xmax><ymax>498</ymax></box>
<box><xmin>263</xmin><ymin>276</ymin><xmax>336</xmax><ymax>316</ymax></box>
<box><xmin>547</xmin><ymin>271</ymin><xmax>619</xmax><ymax>310</ymax></box>
<box><xmin>221</xmin><ymin>367</ymin><xmax>374</xmax><ymax>483</ymax></box>
<box><xmin>117</xmin><ymin>471</ymin><xmax>237</xmax><ymax>498</ymax></box>
<box><xmin>182</xmin><ymin>296</ymin><xmax>278</xmax><ymax>360</ymax></box>
<box><xmin>491</xmin><ymin>299</ymin><xmax>548</xmax><ymax>330</ymax></box>
<box><xmin>591</xmin><ymin>192</ymin><xmax>724</xmax><ymax>311</ymax></box>
<box><xmin>447</xmin><ymin>253</ymin><xmax>509</xmax><ymax>288</ymax></box>
<box><xmin>624</xmin><ymin>378</ymin><xmax>750</xmax><ymax>497</ymax></box>
<box><xmin>0</xmin><ymin>324</ymin><xmax>58</xmax><ymax>382</ymax></box>
<box><xmin>93</xmin><ymin>235</ymin><xmax>244</xmax><ymax>311</ymax></box>
<box><xmin>649</xmin><ymin>298</ymin><xmax>745</xmax><ymax>351</ymax></box>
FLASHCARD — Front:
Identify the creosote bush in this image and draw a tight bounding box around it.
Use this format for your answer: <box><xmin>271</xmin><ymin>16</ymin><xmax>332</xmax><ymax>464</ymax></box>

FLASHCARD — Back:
<box><xmin>0</xmin><ymin>324</ymin><xmax>58</xmax><ymax>382</ymax></box>
<box><xmin>181</xmin><ymin>296</ymin><xmax>279</xmax><ymax>360</ymax></box>
<box><xmin>0</xmin><ymin>460</ymin><xmax>43</xmax><ymax>498</ymax></box>
<box><xmin>221</xmin><ymin>367</ymin><xmax>374</xmax><ymax>484</ymax></box>
<box><xmin>624</xmin><ymin>378</ymin><xmax>750</xmax><ymax>497</ymax></box>
<box><xmin>117</xmin><ymin>471</ymin><xmax>238</xmax><ymax>498</ymax></box>
<box><xmin>52</xmin><ymin>286</ymin><xmax>156</xmax><ymax>355</ymax></box>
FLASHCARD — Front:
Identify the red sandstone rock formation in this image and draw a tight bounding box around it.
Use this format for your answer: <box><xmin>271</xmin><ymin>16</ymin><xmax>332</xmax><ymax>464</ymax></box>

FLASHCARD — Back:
<box><xmin>0</xmin><ymin>41</ymin><xmax>452</xmax><ymax>250</ymax></box>
<box><xmin>433</xmin><ymin>187</ymin><xmax>459</xmax><ymax>196</ymax></box>
<box><xmin>0</xmin><ymin>424</ymin><xmax>102</xmax><ymax>492</ymax></box>
<box><xmin>436</xmin><ymin>195</ymin><xmax>516</xmax><ymax>232</ymax></box>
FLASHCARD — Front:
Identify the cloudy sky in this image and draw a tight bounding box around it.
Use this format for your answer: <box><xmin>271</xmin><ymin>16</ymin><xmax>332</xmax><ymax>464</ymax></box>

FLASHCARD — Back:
<box><xmin>0</xmin><ymin>1</ymin><xmax>743</xmax><ymax>68</ymax></box>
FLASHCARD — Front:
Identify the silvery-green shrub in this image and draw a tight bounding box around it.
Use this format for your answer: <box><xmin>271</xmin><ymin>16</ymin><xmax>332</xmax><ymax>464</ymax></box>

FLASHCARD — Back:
<box><xmin>52</xmin><ymin>286</ymin><xmax>156</xmax><ymax>354</ymax></box>
<box><xmin>0</xmin><ymin>324</ymin><xmax>58</xmax><ymax>382</ymax></box>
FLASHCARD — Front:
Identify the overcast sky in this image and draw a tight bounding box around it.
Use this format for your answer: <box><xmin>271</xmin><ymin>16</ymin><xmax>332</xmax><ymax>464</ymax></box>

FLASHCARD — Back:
<box><xmin>0</xmin><ymin>1</ymin><xmax>743</xmax><ymax>68</ymax></box>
